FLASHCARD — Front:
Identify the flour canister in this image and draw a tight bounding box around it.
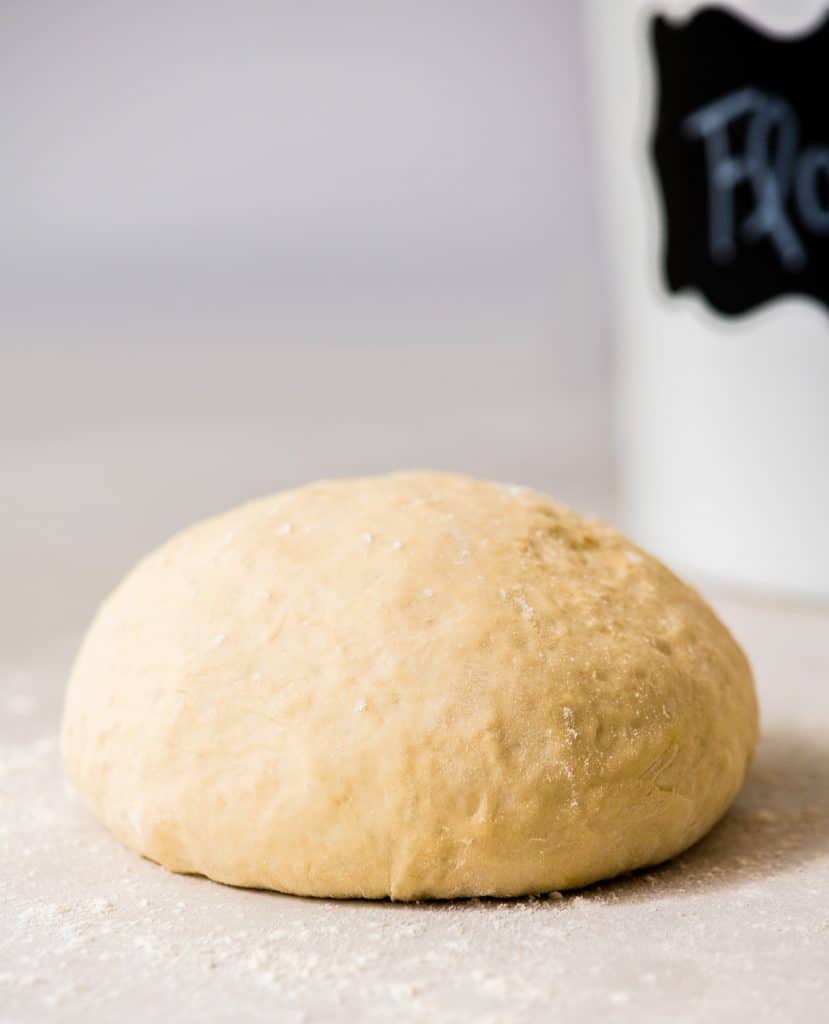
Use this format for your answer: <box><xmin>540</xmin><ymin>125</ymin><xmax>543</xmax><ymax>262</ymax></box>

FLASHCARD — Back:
<box><xmin>587</xmin><ymin>0</ymin><xmax>829</xmax><ymax>597</ymax></box>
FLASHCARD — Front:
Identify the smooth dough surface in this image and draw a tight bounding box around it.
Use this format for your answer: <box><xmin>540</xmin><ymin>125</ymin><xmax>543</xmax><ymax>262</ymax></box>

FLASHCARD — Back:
<box><xmin>62</xmin><ymin>472</ymin><xmax>758</xmax><ymax>900</ymax></box>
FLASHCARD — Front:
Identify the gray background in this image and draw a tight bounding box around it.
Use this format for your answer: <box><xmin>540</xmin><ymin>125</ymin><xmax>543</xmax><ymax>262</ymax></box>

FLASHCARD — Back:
<box><xmin>1</xmin><ymin>0</ymin><xmax>604</xmax><ymax>369</ymax></box>
<box><xmin>2</xmin><ymin>0</ymin><xmax>610</xmax><ymax>703</ymax></box>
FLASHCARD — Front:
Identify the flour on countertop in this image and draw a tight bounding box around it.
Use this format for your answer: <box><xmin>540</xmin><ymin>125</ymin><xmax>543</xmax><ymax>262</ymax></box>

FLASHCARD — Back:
<box><xmin>2</xmin><ymin>725</ymin><xmax>828</xmax><ymax>1023</ymax></box>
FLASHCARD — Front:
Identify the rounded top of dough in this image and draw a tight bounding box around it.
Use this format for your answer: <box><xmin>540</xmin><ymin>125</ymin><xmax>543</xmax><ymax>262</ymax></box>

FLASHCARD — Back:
<box><xmin>62</xmin><ymin>472</ymin><xmax>757</xmax><ymax>899</ymax></box>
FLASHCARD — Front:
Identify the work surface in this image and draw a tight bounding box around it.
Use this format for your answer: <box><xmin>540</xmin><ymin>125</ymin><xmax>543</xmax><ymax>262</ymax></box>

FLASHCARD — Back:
<box><xmin>3</xmin><ymin>595</ymin><xmax>828</xmax><ymax>1023</ymax></box>
<box><xmin>2</xmin><ymin>336</ymin><xmax>828</xmax><ymax>1022</ymax></box>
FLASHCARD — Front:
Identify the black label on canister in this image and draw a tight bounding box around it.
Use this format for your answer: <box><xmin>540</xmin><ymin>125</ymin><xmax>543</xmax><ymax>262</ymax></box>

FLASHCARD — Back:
<box><xmin>651</xmin><ymin>7</ymin><xmax>829</xmax><ymax>316</ymax></box>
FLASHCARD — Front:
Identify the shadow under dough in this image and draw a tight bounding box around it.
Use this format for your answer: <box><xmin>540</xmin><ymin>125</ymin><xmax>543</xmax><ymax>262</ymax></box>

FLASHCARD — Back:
<box><xmin>593</xmin><ymin>728</ymin><xmax>829</xmax><ymax>902</ymax></box>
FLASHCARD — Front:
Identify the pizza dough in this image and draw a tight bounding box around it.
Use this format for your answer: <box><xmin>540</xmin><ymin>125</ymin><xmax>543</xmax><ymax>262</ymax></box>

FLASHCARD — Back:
<box><xmin>62</xmin><ymin>472</ymin><xmax>758</xmax><ymax>900</ymax></box>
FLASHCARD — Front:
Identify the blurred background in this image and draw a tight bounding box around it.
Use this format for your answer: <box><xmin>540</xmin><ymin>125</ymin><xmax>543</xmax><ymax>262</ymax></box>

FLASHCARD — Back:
<box><xmin>2</xmin><ymin>1</ymin><xmax>609</xmax><ymax>727</ymax></box>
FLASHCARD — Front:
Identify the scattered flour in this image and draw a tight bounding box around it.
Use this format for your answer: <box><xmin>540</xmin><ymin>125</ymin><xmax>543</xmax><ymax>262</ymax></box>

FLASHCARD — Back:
<box><xmin>1</xmin><ymin>724</ymin><xmax>827</xmax><ymax>1022</ymax></box>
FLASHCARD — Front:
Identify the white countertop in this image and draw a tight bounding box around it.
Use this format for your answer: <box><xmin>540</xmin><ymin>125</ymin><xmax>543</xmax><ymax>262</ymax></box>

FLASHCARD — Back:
<box><xmin>2</xmin><ymin>335</ymin><xmax>828</xmax><ymax>1023</ymax></box>
<box><xmin>3</xmin><ymin>592</ymin><xmax>828</xmax><ymax>1024</ymax></box>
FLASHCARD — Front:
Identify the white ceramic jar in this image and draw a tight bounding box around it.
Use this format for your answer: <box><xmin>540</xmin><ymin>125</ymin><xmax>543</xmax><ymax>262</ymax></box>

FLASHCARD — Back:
<box><xmin>587</xmin><ymin>1</ymin><xmax>829</xmax><ymax>598</ymax></box>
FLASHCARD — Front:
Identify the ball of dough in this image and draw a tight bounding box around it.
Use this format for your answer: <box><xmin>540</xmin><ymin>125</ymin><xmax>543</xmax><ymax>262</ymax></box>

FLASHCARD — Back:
<box><xmin>62</xmin><ymin>472</ymin><xmax>757</xmax><ymax>899</ymax></box>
